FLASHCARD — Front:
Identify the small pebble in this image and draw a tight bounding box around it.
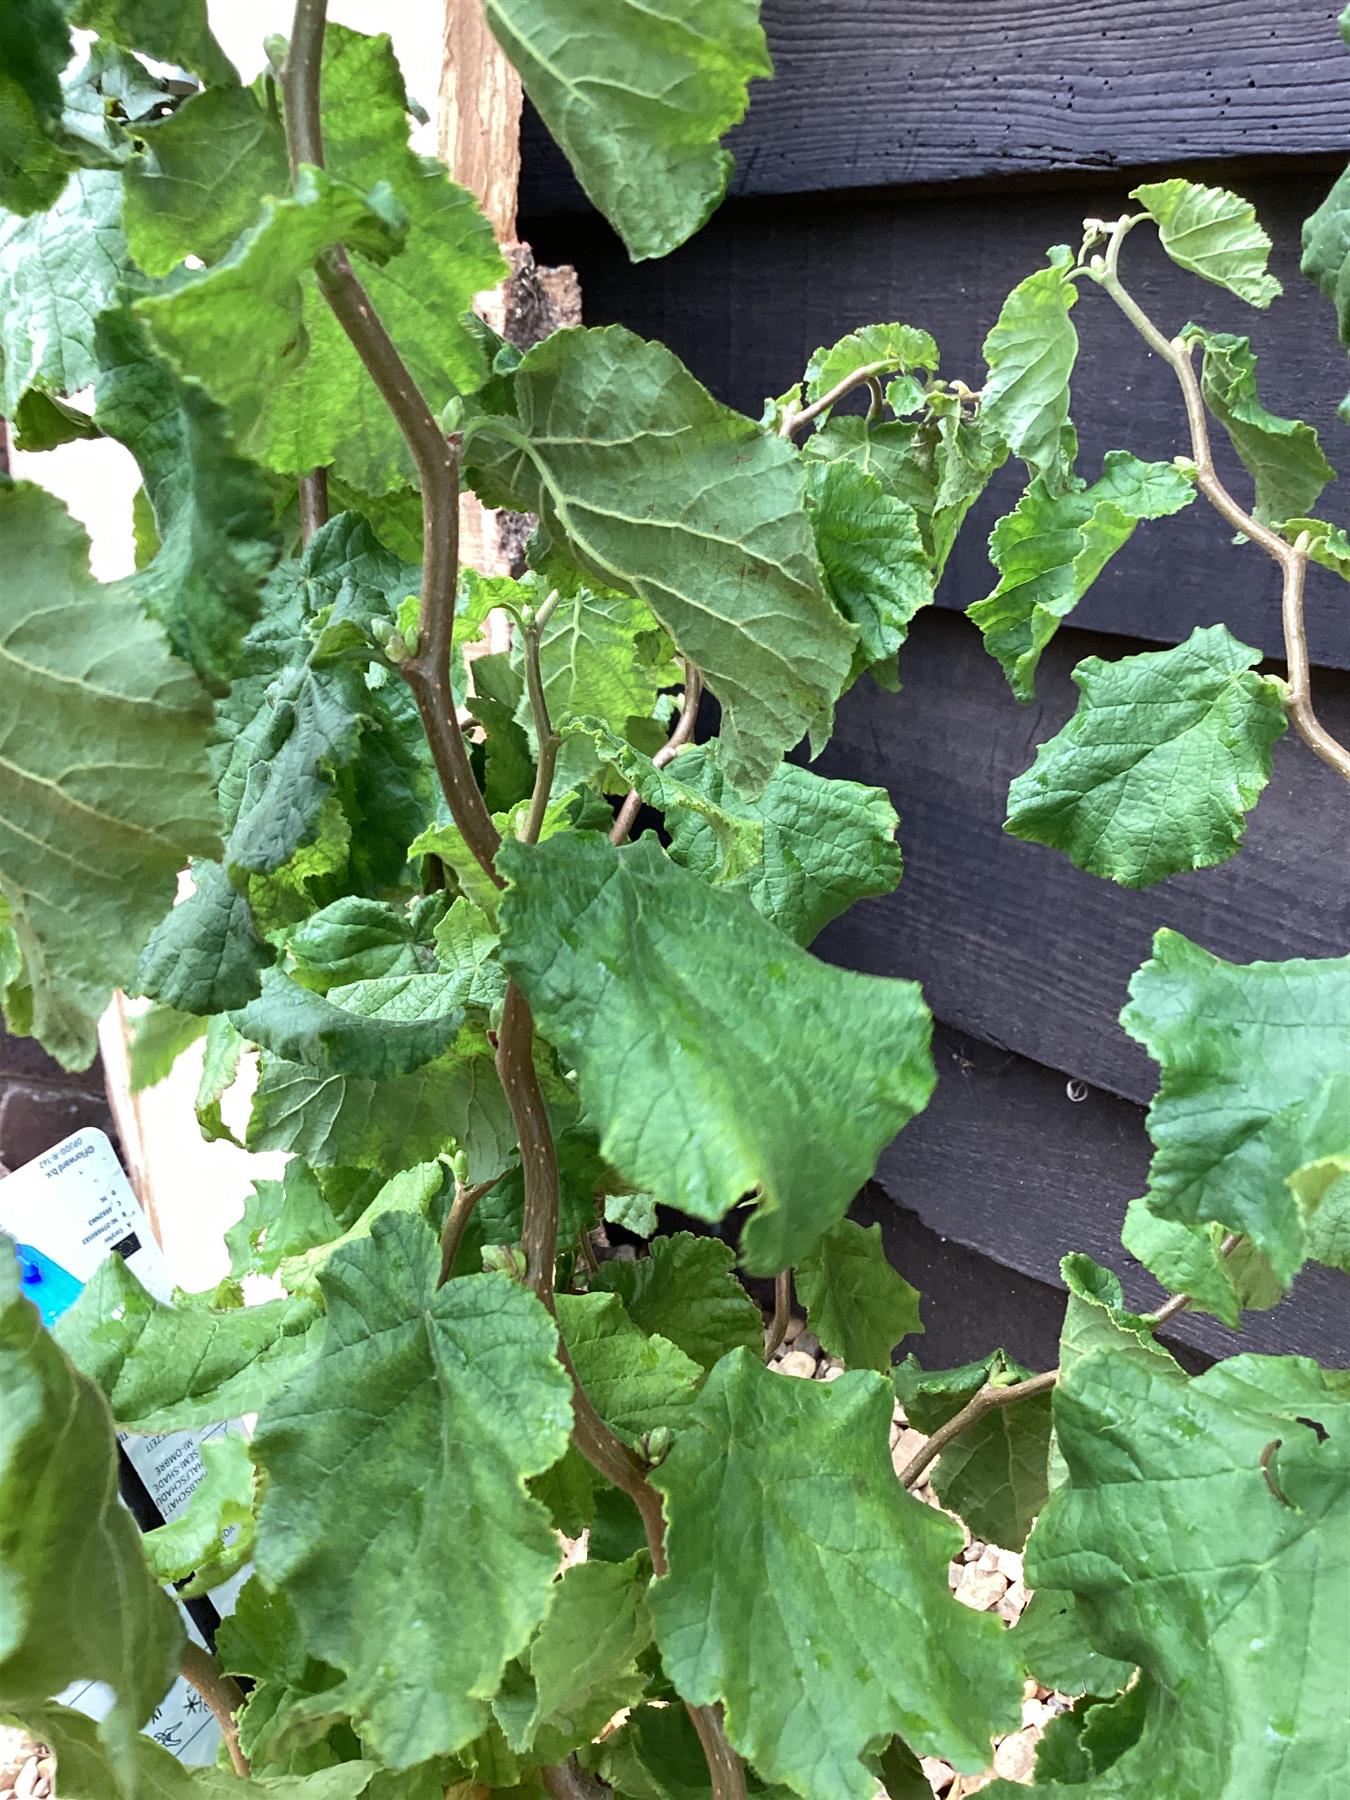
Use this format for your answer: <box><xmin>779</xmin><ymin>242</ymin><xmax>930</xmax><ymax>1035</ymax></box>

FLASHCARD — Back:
<box><xmin>998</xmin><ymin>1580</ymin><xmax>1030</xmax><ymax>1625</ymax></box>
<box><xmin>821</xmin><ymin>1365</ymin><xmax>846</xmax><ymax>1381</ymax></box>
<box><xmin>954</xmin><ymin>1563</ymin><xmax>1009</xmax><ymax>1611</ymax></box>
<box><xmin>993</xmin><ymin>1728</ymin><xmax>1040</xmax><ymax>1783</ymax></box>
<box><xmin>920</xmin><ymin>1757</ymin><xmax>956</xmax><ymax>1794</ymax></box>
<box><xmin>794</xmin><ymin>1329</ymin><xmax>822</xmax><ymax>1360</ymax></box>
<box><xmin>976</xmin><ymin>1547</ymin><xmax>1001</xmax><ymax>1575</ymax></box>
<box><xmin>995</xmin><ymin>1547</ymin><xmax>1025</xmax><ymax>1581</ymax></box>
<box><xmin>890</xmin><ymin>1427</ymin><xmax>927</xmax><ymax>1475</ymax></box>
<box><xmin>777</xmin><ymin>1350</ymin><xmax>818</xmax><ymax>1379</ymax></box>
<box><xmin>783</xmin><ymin>1314</ymin><xmax>806</xmax><ymax>1343</ymax></box>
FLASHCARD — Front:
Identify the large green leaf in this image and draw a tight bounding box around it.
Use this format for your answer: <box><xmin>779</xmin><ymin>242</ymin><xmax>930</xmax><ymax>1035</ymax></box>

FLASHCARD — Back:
<box><xmin>1190</xmin><ymin>327</ymin><xmax>1335</xmax><ymax>525</ymax></box>
<box><xmin>1120</xmin><ymin>1195</ymin><xmax>1284</xmax><ymax>1329</ymax></box>
<box><xmin>0</xmin><ymin>168</ymin><xmax>127</xmax><ymax>414</ymax></box>
<box><xmin>1122</xmin><ymin>930</ymin><xmax>1350</xmax><ymax>1285</ymax></box>
<box><xmin>806</xmin><ymin>457</ymin><xmax>934</xmax><ymax>685</ymax></box>
<box><xmin>466</xmin><ymin>325</ymin><xmax>855</xmax><ymax>792</ymax></box>
<box><xmin>796</xmin><ymin>1218</ymin><xmax>922</xmax><ymax>1372</ymax></box>
<box><xmin>968</xmin><ymin>453</ymin><xmax>1196</xmax><ymax>699</ymax></box>
<box><xmin>1005</xmin><ymin>625</ymin><xmax>1287</xmax><ymax>887</ymax></box>
<box><xmin>0</xmin><ymin>483</ymin><xmax>218</xmax><ymax>1068</ymax></box>
<box><xmin>72</xmin><ymin>0</ymin><xmax>235</xmax><ymax>84</ymax></box>
<box><xmin>498</xmin><ymin>833</ymin><xmax>934</xmax><ymax>1273</ymax></box>
<box><xmin>122</xmin><ymin>82</ymin><xmax>290</xmax><ymax>277</ymax></box>
<box><xmin>594</xmin><ymin>1232</ymin><xmax>764</xmax><ymax>1372</ymax></box>
<box><xmin>231</xmin><ymin>965</ymin><xmax>465</xmax><ymax>1079</ymax></box>
<box><xmin>802</xmin><ymin>322</ymin><xmax>940</xmax><ymax>409</ymax></box>
<box><xmin>481</xmin><ymin>0</ymin><xmax>769</xmax><ymax>260</ymax></box>
<box><xmin>980</xmin><ymin>249</ymin><xmax>1079</xmax><ymax>489</ymax></box>
<box><xmin>252</xmin><ymin>1211</ymin><xmax>573</xmax><ymax>1768</ymax></box>
<box><xmin>649</xmin><ymin>1349</ymin><xmax>1020</xmax><ymax>1798</ymax></box>
<box><xmin>0</xmin><ymin>0</ymin><xmax>75</xmax><ymax>214</ymax></box>
<box><xmin>93</xmin><ymin>304</ymin><xmax>282</xmax><ymax>688</ymax></box>
<box><xmin>56</xmin><ymin>1255</ymin><xmax>322</xmax><ymax>1431</ymax></box>
<box><xmin>893</xmin><ymin>1350</ymin><xmax>1052</xmax><ymax>1550</ymax></box>
<box><xmin>274</xmin><ymin>1162</ymin><xmax>446</xmax><ymax>1299</ymax></box>
<box><xmin>1132</xmin><ymin>177</ymin><xmax>1282</xmax><ymax>307</ymax></box>
<box><xmin>555</xmin><ymin>1291</ymin><xmax>703</xmax><ymax>1445</ymax></box>
<box><xmin>0</xmin><ymin>1252</ymin><xmax>183</xmax><ymax>1790</ymax></box>
<box><xmin>137</xmin><ymin>860</ymin><xmax>272</xmax><ymax>1014</ymax></box>
<box><xmin>1303</xmin><ymin>165</ymin><xmax>1350</xmax><ymax>347</ymax></box>
<box><xmin>288</xmin><ymin>894</ymin><xmax>447</xmax><ymax>990</ymax></box>
<box><xmin>1007</xmin><ymin>1349</ymin><xmax>1350</xmax><ymax>1798</ymax></box>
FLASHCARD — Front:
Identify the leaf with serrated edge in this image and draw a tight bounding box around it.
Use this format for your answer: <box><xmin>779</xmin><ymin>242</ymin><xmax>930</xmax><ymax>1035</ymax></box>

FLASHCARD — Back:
<box><xmin>1191</xmin><ymin>327</ymin><xmax>1335</xmax><ymax>525</ymax></box>
<box><xmin>649</xmin><ymin>1349</ymin><xmax>1020</xmax><ymax>1797</ymax></box>
<box><xmin>498</xmin><ymin>833</ymin><xmax>934</xmax><ymax>1273</ymax></box>
<box><xmin>1279</xmin><ymin>516</ymin><xmax>1350</xmax><ymax>580</ymax></box>
<box><xmin>807</xmin><ymin>456</ymin><xmax>935</xmax><ymax>684</ymax></box>
<box><xmin>969</xmin><ymin>453</ymin><xmax>1196</xmax><ymax>700</ymax></box>
<box><xmin>1122</xmin><ymin>930</ymin><xmax>1350</xmax><ymax>1285</ymax></box>
<box><xmin>137</xmin><ymin>861</ymin><xmax>271</xmax><ymax>1015</ymax></box>
<box><xmin>481</xmin><ymin>0</ymin><xmax>768</xmax><ymax>260</ymax></box>
<box><xmin>555</xmin><ymin>1290</ymin><xmax>702</xmax><ymax>1445</ymax></box>
<box><xmin>253</xmin><ymin>1211</ymin><xmax>573</xmax><ymax>1768</ymax></box>
<box><xmin>142</xmin><ymin>1431</ymin><xmax>255</xmax><ymax>1597</ymax></box>
<box><xmin>1121</xmin><ymin>1195</ymin><xmax>1284</xmax><ymax>1329</ymax></box>
<box><xmin>0</xmin><ymin>1254</ymin><xmax>184</xmax><ymax>1792</ymax></box>
<box><xmin>0</xmin><ymin>0</ymin><xmax>77</xmax><ymax>215</ymax></box>
<box><xmin>1005</xmin><ymin>624</ymin><xmax>1287</xmax><ymax>888</ymax></box>
<box><xmin>980</xmin><ymin>249</ymin><xmax>1079</xmax><ymax>489</ymax></box>
<box><xmin>594</xmin><ymin>1232</ymin><xmax>763</xmax><ymax>1371</ymax></box>
<box><xmin>0</xmin><ymin>484</ymin><xmax>218</xmax><ymax>1068</ymax></box>
<box><xmin>1133</xmin><ymin>177</ymin><xmax>1282</xmax><ymax>307</ymax></box>
<box><xmin>797</xmin><ymin>1219</ymin><xmax>922</xmax><ymax>1372</ymax></box>
<box><xmin>56</xmin><ymin>1255</ymin><xmax>321</xmax><ymax>1431</ymax></box>
<box><xmin>231</xmin><ymin>965</ymin><xmax>465</xmax><ymax>1079</ymax></box>
<box><xmin>277</xmin><ymin>1162</ymin><xmax>445</xmax><ymax>1299</ymax></box>
<box><xmin>803</xmin><ymin>322</ymin><xmax>940</xmax><ymax>407</ymax></box>
<box><xmin>466</xmin><ymin>325</ymin><xmax>855</xmax><ymax>793</ymax></box>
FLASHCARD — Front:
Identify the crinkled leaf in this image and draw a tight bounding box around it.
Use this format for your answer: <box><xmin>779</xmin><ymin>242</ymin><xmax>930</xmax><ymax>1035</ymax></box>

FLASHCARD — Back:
<box><xmin>649</xmin><ymin>1349</ymin><xmax>1021</xmax><ymax>1798</ymax></box>
<box><xmin>1058</xmin><ymin>1254</ymin><xmax>1177</xmax><ymax>1379</ymax></box>
<box><xmin>1132</xmin><ymin>177</ymin><xmax>1282</xmax><ymax>306</ymax></box>
<box><xmin>1009</xmin><ymin>1590</ymin><xmax>1133</xmax><ymax>1701</ymax></box>
<box><xmin>980</xmin><ymin>249</ymin><xmax>1079</xmax><ymax>489</ymax></box>
<box><xmin>806</xmin><ymin>456</ymin><xmax>934</xmax><ymax>684</ymax></box>
<box><xmin>253</xmin><ymin>1211</ymin><xmax>573</xmax><ymax>1768</ymax></box>
<box><xmin>0</xmin><ymin>484</ymin><xmax>218</xmax><ymax>1068</ymax></box>
<box><xmin>0</xmin><ymin>0</ymin><xmax>76</xmax><ymax>214</ymax></box>
<box><xmin>481</xmin><ymin>0</ymin><xmax>769</xmax><ymax>260</ymax></box>
<box><xmin>969</xmin><ymin>453</ymin><xmax>1196</xmax><ymax>699</ymax></box>
<box><xmin>466</xmin><ymin>325</ymin><xmax>855</xmax><ymax>792</ymax></box>
<box><xmin>56</xmin><ymin>1254</ymin><xmax>321</xmax><ymax>1431</ymax></box>
<box><xmin>1279</xmin><ymin>516</ymin><xmax>1350</xmax><ymax>579</ymax></box>
<box><xmin>556</xmin><ymin>1291</ymin><xmax>702</xmax><ymax>1445</ymax></box>
<box><xmin>142</xmin><ymin>1431</ymin><xmax>255</xmax><ymax>1598</ymax></box>
<box><xmin>276</xmin><ymin>1162</ymin><xmax>445</xmax><ymax>1299</ymax></box>
<box><xmin>196</xmin><ymin>1013</ymin><xmax>245</xmax><ymax>1144</ymax></box>
<box><xmin>498</xmin><ymin>833</ymin><xmax>935</xmax><ymax>1273</ymax></box>
<box><xmin>1302</xmin><ymin>164</ymin><xmax>1350</xmax><ymax>416</ymax></box>
<box><xmin>666</xmin><ymin>743</ymin><xmax>902</xmax><ymax>944</ymax></box>
<box><xmin>0</xmin><ymin>169</ymin><xmax>127</xmax><ymax>414</ymax></box>
<box><xmin>797</xmin><ymin>1218</ymin><xmax>922</xmax><ymax>1372</ymax></box>
<box><xmin>1005</xmin><ymin>624</ymin><xmax>1287</xmax><ymax>887</ymax></box>
<box><xmin>431</xmin><ymin>898</ymin><xmax>508</xmax><ymax>1012</ymax></box>
<box><xmin>0</xmin><ymin>1252</ymin><xmax>183</xmax><ymax>1790</ymax></box>
<box><xmin>894</xmin><ymin>1349</ymin><xmax>1051</xmax><ymax>1549</ymax></box>
<box><xmin>1190</xmin><ymin>327</ymin><xmax>1335</xmax><ymax>524</ymax></box>
<box><xmin>231</xmin><ymin>965</ymin><xmax>464</xmax><ymax>1079</ymax></box>
<box><xmin>122</xmin><ymin>82</ymin><xmax>290</xmax><ymax>276</ymax></box>
<box><xmin>72</xmin><ymin>0</ymin><xmax>235</xmax><ymax>84</ymax></box>
<box><xmin>594</xmin><ymin>1232</ymin><xmax>763</xmax><ymax>1371</ymax></box>
<box><xmin>288</xmin><ymin>894</ymin><xmax>446</xmax><ymax>990</ymax></box>
<box><xmin>1015</xmin><ymin>1349</ymin><xmax>1349</xmax><ymax>1797</ymax></box>
<box><xmin>1121</xmin><ymin>1195</ymin><xmax>1284</xmax><ymax>1328</ymax></box>
<box><xmin>227</xmin><ymin>1159</ymin><xmax>345</xmax><ymax>1281</ymax></box>
<box><xmin>137</xmin><ymin>861</ymin><xmax>272</xmax><ymax>1015</ymax></box>
<box><xmin>1122</xmin><ymin>930</ymin><xmax>1350</xmax><ymax>1285</ymax></box>
<box><xmin>803</xmin><ymin>322</ymin><xmax>940</xmax><ymax>408</ymax></box>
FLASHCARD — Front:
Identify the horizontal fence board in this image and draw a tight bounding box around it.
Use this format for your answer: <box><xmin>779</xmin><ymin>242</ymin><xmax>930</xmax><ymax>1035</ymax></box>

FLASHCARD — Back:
<box><xmin>519</xmin><ymin>0</ymin><xmax>1350</xmax><ymax>211</ymax></box>
<box><xmin>808</xmin><ymin>607</ymin><xmax>1350</xmax><ymax>1103</ymax></box>
<box><xmin>873</xmin><ymin>1024</ymin><xmax>1349</xmax><ymax>1365</ymax></box>
<box><xmin>525</xmin><ymin>173</ymin><xmax>1350</xmax><ymax>668</ymax></box>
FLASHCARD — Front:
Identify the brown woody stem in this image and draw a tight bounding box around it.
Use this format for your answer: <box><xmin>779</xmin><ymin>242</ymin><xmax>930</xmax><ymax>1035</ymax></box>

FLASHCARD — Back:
<box><xmin>778</xmin><ymin>359</ymin><xmax>901</xmax><ymax>438</ymax></box>
<box><xmin>610</xmin><ymin>663</ymin><xmax>704</xmax><ymax>846</ymax></box>
<box><xmin>437</xmin><ymin>1174</ymin><xmax>502</xmax><ymax>1287</ymax></box>
<box><xmin>296</xmin><ymin>469</ymin><xmax>329</xmax><ymax>544</ymax></box>
<box><xmin>180</xmin><ymin>1642</ymin><xmax>249</xmax><ymax>1779</ymax></box>
<box><xmin>764</xmin><ymin>1269</ymin><xmax>792</xmax><ymax>1362</ymax></box>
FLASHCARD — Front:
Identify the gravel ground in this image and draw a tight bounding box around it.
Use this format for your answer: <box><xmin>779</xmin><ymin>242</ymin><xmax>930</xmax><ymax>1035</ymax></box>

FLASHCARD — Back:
<box><xmin>0</xmin><ymin>1730</ymin><xmax>54</xmax><ymax>1800</ymax></box>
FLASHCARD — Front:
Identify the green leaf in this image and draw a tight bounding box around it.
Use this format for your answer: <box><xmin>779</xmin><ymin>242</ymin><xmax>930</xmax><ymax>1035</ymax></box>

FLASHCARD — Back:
<box><xmin>289</xmin><ymin>894</ymin><xmax>447</xmax><ymax>990</ymax></box>
<box><xmin>796</xmin><ymin>1219</ymin><xmax>922</xmax><ymax>1372</ymax></box>
<box><xmin>466</xmin><ymin>325</ymin><xmax>855</xmax><ymax>792</ymax></box>
<box><xmin>213</xmin><ymin>1578</ymin><xmax>358</xmax><ymax>1779</ymax></box>
<box><xmin>1121</xmin><ymin>1196</ymin><xmax>1284</xmax><ymax>1328</ymax></box>
<box><xmin>1190</xmin><ymin>327</ymin><xmax>1335</xmax><ymax>524</ymax></box>
<box><xmin>0</xmin><ymin>169</ymin><xmax>127</xmax><ymax>417</ymax></box>
<box><xmin>56</xmin><ymin>1254</ymin><xmax>321</xmax><ymax>1431</ymax></box>
<box><xmin>1017</xmin><ymin>1348</ymin><xmax>1349</xmax><ymax>1797</ymax></box>
<box><xmin>227</xmin><ymin>1160</ymin><xmax>345</xmax><ymax>1281</ymax></box>
<box><xmin>142</xmin><ymin>1431</ymin><xmax>255</xmax><ymax>1598</ymax></box>
<box><xmin>93</xmin><ymin>306</ymin><xmax>282</xmax><ymax>688</ymax></box>
<box><xmin>72</xmin><ymin>0</ymin><xmax>235</xmax><ymax>84</ymax></box>
<box><xmin>1122</xmin><ymin>929</ymin><xmax>1350</xmax><ymax>1285</ymax></box>
<box><xmin>555</xmin><ymin>1291</ymin><xmax>702</xmax><ymax>1445</ymax></box>
<box><xmin>587</xmin><ymin>1701</ymin><xmax>793</xmax><ymax>1800</ymax></box>
<box><xmin>806</xmin><ymin>457</ymin><xmax>935</xmax><ymax>684</ymax></box>
<box><xmin>593</xmin><ymin>1232</ymin><xmax>764</xmax><ymax>1371</ymax></box>
<box><xmin>248</xmin><ymin>1028</ymin><xmax>526</xmax><ymax>1183</ymax></box>
<box><xmin>1004</xmin><ymin>624</ymin><xmax>1287</xmax><ymax>887</ymax></box>
<box><xmin>127</xmin><ymin>1002</ymin><xmax>205</xmax><ymax>1090</ymax></box>
<box><xmin>1008</xmin><ymin>1589</ymin><xmax>1133</xmax><ymax>1700</ymax></box>
<box><xmin>137</xmin><ymin>862</ymin><xmax>272</xmax><ymax>1015</ymax></box>
<box><xmin>893</xmin><ymin>1350</ymin><xmax>1051</xmax><ymax>1550</ymax></box>
<box><xmin>432</xmin><ymin>899</ymin><xmax>509</xmax><ymax>1012</ymax></box>
<box><xmin>649</xmin><ymin>1349</ymin><xmax>1020</xmax><ymax>1797</ymax></box>
<box><xmin>122</xmin><ymin>83</ymin><xmax>290</xmax><ymax>277</ymax></box>
<box><xmin>1132</xmin><ymin>177</ymin><xmax>1282</xmax><ymax>306</ymax></box>
<box><xmin>968</xmin><ymin>452</ymin><xmax>1196</xmax><ymax>699</ymax></box>
<box><xmin>1279</xmin><ymin>516</ymin><xmax>1350</xmax><ymax>579</ymax></box>
<box><xmin>498</xmin><ymin>833</ymin><xmax>934</xmax><ymax>1273</ymax></box>
<box><xmin>1302</xmin><ymin>167</ymin><xmax>1350</xmax><ymax>409</ymax></box>
<box><xmin>197</xmin><ymin>1013</ymin><xmax>246</xmax><ymax>1144</ymax></box>
<box><xmin>0</xmin><ymin>0</ymin><xmax>76</xmax><ymax>215</ymax></box>
<box><xmin>231</xmin><ymin>965</ymin><xmax>465</xmax><ymax>1079</ymax></box>
<box><xmin>1057</xmin><ymin>1254</ymin><xmax>1177</xmax><ymax>1379</ymax></box>
<box><xmin>803</xmin><ymin>323</ymin><xmax>940</xmax><ymax>408</ymax></box>
<box><xmin>491</xmin><ymin>1557</ymin><xmax>652</xmax><ymax>1762</ymax></box>
<box><xmin>0</xmin><ymin>1252</ymin><xmax>184</xmax><ymax>1789</ymax></box>
<box><xmin>481</xmin><ymin>0</ymin><xmax>769</xmax><ymax>260</ymax></box>
<box><xmin>0</xmin><ymin>483</ymin><xmax>218</xmax><ymax>1068</ymax></box>
<box><xmin>252</xmin><ymin>1210</ymin><xmax>573</xmax><ymax>1768</ymax></box>
<box><xmin>275</xmin><ymin>1162</ymin><xmax>446</xmax><ymax>1299</ymax></box>
<box><xmin>980</xmin><ymin>249</ymin><xmax>1079</xmax><ymax>489</ymax></box>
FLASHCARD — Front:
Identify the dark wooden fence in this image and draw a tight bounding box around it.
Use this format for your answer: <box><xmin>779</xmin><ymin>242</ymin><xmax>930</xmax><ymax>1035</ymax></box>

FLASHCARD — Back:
<box><xmin>520</xmin><ymin>0</ymin><xmax>1350</xmax><ymax>1369</ymax></box>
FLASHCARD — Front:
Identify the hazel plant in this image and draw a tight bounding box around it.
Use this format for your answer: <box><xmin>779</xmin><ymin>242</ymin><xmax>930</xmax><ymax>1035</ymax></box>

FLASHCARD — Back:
<box><xmin>0</xmin><ymin>3</ymin><xmax>1348</xmax><ymax>1799</ymax></box>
